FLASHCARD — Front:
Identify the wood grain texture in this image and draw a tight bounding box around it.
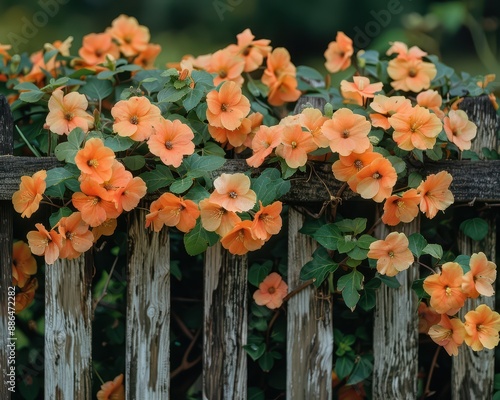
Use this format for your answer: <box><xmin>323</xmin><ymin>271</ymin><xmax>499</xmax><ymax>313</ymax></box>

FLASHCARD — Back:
<box><xmin>203</xmin><ymin>242</ymin><xmax>248</xmax><ymax>400</ymax></box>
<box><xmin>0</xmin><ymin>94</ymin><xmax>13</xmax><ymax>400</ymax></box>
<box><xmin>44</xmin><ymin>254</ymin><xmax>93</xmax><ymax>400</ymax></box>
<box><xmin>372</xmin><ymin>218</ymin><xmax>420</xmax><ymax>400</ymax></box>
<box><xmin>286</xmin><ymin>208</ymin><xmax>333</xmax><ymax>400</ymax></box>
<box><xmin>126</xmin><ymin>208</ymin><xmax>170</xmax><ymax>399</ymax></box>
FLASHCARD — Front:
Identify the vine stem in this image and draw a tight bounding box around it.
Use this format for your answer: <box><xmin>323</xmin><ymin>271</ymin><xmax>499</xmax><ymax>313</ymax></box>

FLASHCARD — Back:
<box><xmin>421</xmin><ymin>345</ymin><xmax>441</xmax><ymax>400</ymax></box>
<box><xmin>92</xmin><ymin>254</ymin><xmax>120</xmax><ymax>314</ymax></box>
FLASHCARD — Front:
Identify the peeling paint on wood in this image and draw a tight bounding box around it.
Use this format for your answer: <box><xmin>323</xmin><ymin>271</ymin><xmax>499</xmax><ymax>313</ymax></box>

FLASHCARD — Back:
<box><xmin>126</xmin><ymin>209</ymin><xmax>170</xmax><ymax>399</ymax></box>
<box><xmin>203</xmin><ymin>242</ymin><xmax>248</xmax><ymax>400</ymax></box>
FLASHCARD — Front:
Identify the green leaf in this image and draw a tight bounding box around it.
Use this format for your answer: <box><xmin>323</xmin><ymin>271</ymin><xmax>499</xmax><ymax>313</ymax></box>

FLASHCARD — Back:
<box><xmin>408</xmin><ymin>171</ymin><xmax>423</xmax><ymax>188</ymax></box>
<box><xmin>184</xmin><ymin>153</ymin><xmax>226</xmax><ymax>177</ymax></box>
<box><xmin>425</xmin><ymin>145</ymin><xmax>443</xmax><ymax>161</ymax></box>
<box><xmin>243</xmin><ymin>342</ymin><xmax>266</xmax><ymax>361</ymax></box>
<box><xmin>312</xmin><ymin>223</ymin><xmax>342</xmax><ymax>250</ymax></box>
<box><xmin>19</xmin><ymin>90</ymin><xmax>45</xmax><ymax>103</ymax></box>
<box><xmin>54</xmin><ymin>128</ymin><xmax>85</xmax><ymax>163</ymax></box>
<box><xmin>183</xmin><ymin>88</ymin><xmax>205</xmax><ymax>112</ymax></box>
<box><xmin>201</xmin><ymin>142</ymin><xmax>226</xmax><ymax>157</ymax></box>
<box><xmin>258</xmin><ymin>352</ymin><xmax>274</xmax><ymax>372</ymax></box>
<box><xmin>122</xmin><ymin>155</ymin><xmax>146</xmax><ymax>171</ymax></box>
<box><xmin>45</xmin><ymin>167</ymin><xmax>75</xmax><ymax>189</ymax></box>
<box><xmin>412</xmin><ymin>278</ymin><xmax>430</xmax><ymax>299</ymax></box>
<box><xmin>494</xmin><ymin>373</ymin><xmax>500</xmax><ymax>390</ymax></box>
<box><xmin>358</xmin><ymin>289</ymin><xmax>376</xmax><ymax>311</ymax></box>
<box><xmin>454</xmin><ymin>254</ymin><xmax>471</xmax><ymax>273</ymax></box>
<box><xmin>248</xmin><ymin>261</ymin><xmax>273</xmax><ymax>287</ymax></box>
<box><xmin>346</xmin><ymin>354</ymin><xmax>373</xmax><ymax>385</ymax></box>
<box><xmin>184</xmin><ymin>183</ymin><xmax>210</xmax><ymax>203</ymax></box>
<box><xmin>248</xmin><ymin>387</ymin><xmax>265</xmax><ymax>400</ymax></box>
<box><xmin>299</xmin><ymin>215</ymin><xmax>327</xmax><ymax>237</ymax></box>
<box><xmin>459</xmin><ymin>218</ymin><xmax>489</xmax><ymax>241</ymax></box>
<box><xmin>335</xmin><ymin>356</ymin><xmax>355</xmax><ymax>380</ymax></box>
<box><xmin>104</xmin><ymin>135</ymin><xmax>135</xmax><ymax>151</ymax></box>
<box><xmin>408</xmin><ymin>233</ymin><xmax>428</xmax><ymax>257</ymax></box>
<box><xmin>337</xmin><ymin>236</ymin><xmax>357</xmax><ymax>254</ymax></box>
<box><xmin>337</xmin><ymin>270</ymin><xmax>364</xmax><ymax>311</ymax></box>
<box><xmin>347</xmin><ymin>245</ymin><xmax>368</xmax><ymax>261</ymax></box>
<box><xmin>279</xmin><ymin>158</ymin><xmax>297</xmax><ymax>179</ymax></box>
<box><xmin>170</xmin><ymin>178</ymin><xmax>194</xmax><ymax>194</ymax></box>
<box><xmin>356</xmin><ymin>234</ymin><xmax>376</xmax><ymax>249</ymax></box>
<box><xmin>387</xmin><ymin>155</ymin><xmax>406</xmax><ymax>174</ymax></box>
<box><xmin>183</xmin><ymin>219</ymin><xmax>219</xmax><ymax>256</ymax></box>
<box><xmin>157</xmin><ymin>85</ymin><xmax>190</xmax><ymax>103</ymax></box>
<box><xmin>334</xmin><ymin>218</ymin><xmax>367</xmax><ymax>235</ymax></box>
<box><xmin>300</xmin><ymin>247</ymin><xmax>338</xmax><ymax>287</ymax></box>
<box><xmin>376</xmin><ymin>274</ymin><xmax>401</xmax><ymax>288</ymax></box>
<box><xmin>49</xmin><ymin>207</ymin><xmax>73</xmax><ymax>228</ymax></box>
<box><xmin>422</xmin><ymin>244</ymin><xmax>443</xmax><ymax>259</ymax></box>
<box><xmin>251</xmin><ymin>169</ymin><xmax>291</xmax><ymax>206</ymax></box>
<box><xmin>139</xmin><ymin>165</ymin><xmax>175</xmax><ymax>193</ymax></box>
<box><xmin>79</xmin><ymin>76</ymin><xmax>114</xmax><ymax>101</ymax></box>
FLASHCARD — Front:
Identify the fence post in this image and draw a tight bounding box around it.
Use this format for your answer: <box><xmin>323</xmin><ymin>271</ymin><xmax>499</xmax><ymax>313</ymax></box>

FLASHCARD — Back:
<box><xmin>203</xmin><ymin>242</ymin><xmax>248</xmax><ymax>400</ymax></box>
<box><xmin>452</xmin><ymin>95</ymin><xmax>498</xmax><ymax>399</ymax></box>
<box><xmin>372</xmin><ymin>218</ymin><xmax>420</xmax><ymax>399</ymax></box>
<box><xmin>286</xmin><ymin>208</ymin><xmax>333</xmax><ymax>400</ymax></box>
<box><xmin>126</xmin><ymin>208</ymin><xmax>170</xmax><ymax>399</ymax></box>
<box><xmin>44</xmin><ymin>254</ymin><xmax>93</xmax><ymax>399</ymax></box>
<box><xmin>0</xmin><ymin>95</ymin><xmax>13</xmax><ymax>400</ymax></box>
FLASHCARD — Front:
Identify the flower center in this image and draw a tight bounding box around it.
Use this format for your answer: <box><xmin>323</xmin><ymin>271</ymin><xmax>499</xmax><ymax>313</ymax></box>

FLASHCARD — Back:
<box><xmin>408</xmin><ymin>68</ymin><xmax>417</xmax><ymax>78</ymax></box>
<box><xmin>397</xmin><ymin>200</ymin><xmax>405</xmax><ymax>209</ymax></box>
<box><xmin>130</xmin><ymin>115</ymin><xmax>139</xmax><ymax>125</ymax></box>
<box><xmin>291</xmin><ymin>141</ymin><xmax>297</xmax><ymax>149</ymax></box>
<box><xmin>88</xmin><ymin>159</ymin><xmax>99</xmax><ymax>167</ymax></box>
<box><xmin>342</xmin><ymin>129</ymin><xmax>349</xmax><ymax>138</ymax></box>
<box><xmin>219</xmin><ymin>70</ymin><xmax>227</xmax><ymax>79</ymax></box>
<box><xmin>372</xmin><ymin>172</ymin><xmax>381</xmax><ymax>179</ymax></box>
<box><xmin>388</xmin><ymin>251</ymin><xmax>394</xmax><ymax>258</ymax></box>
<box><xmin>229</xmin><ymin>191</ymin><xmax>238</xmax><ymax>199</ymax></box>
<box><xmin>354</xmin><ymin>160</ymin><xmax>363</xmax><ymax>170</ymax></box>
<box><xmin>445</xmin><ymin>286</ymin><xmax>452</xmax><ymax>296</ymax></box>
<box><xmin>64</xmin><ymin>112</ymin><xmax>74</xmax><ymax>121</ymax></box>
<box><xmin>221</xmin><ymin>103</ymin><xmax>228</xmax><ymax>112</ymax></box>
<box><xmin>242</xmin><ymin>45</ymin><xmax>253</xmax><ymax>56</ymax></box>
<box><xmin>165</xmin><ymin>141</ymin><xmax>173</xmax><ymax>150</ymax></box>
<box><xmin>124</xmin><ymin>36</ymin><xmax>132</xmax><ymax>44</ymax></box>
<box><xmin>268</xmin><ymin>287</ymin><xmax>276</xmax><ymax>294</ymax></box>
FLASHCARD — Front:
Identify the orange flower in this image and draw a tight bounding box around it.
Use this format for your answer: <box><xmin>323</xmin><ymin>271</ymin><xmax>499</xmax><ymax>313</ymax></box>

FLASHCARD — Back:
<box><xmin>247</xmin><ymin>125</ymin><xmax>283</xmax><ymax>168</ymax></box>
<box><xmin>423</xmin><ymin>262</ymin><xmax>467</xmax><ymax>315</ymax></box>
<box><xmin>133</xmin><ymin>43</ymin><xmax>161</xmax><ymax>69</ymax></box>
<box><xmin>416</xmin><ymin>89</ymin><xmax>445</xmax><ymax>119</ymax></box>
<box><xmin>56</xmin><ymin>212</ymin><xmax>94</xmax><ymax>260</ymax></box>
<box><xmin>382</xmin><ymin>189</ymin><xmax>421</xmax><ymax>226</ymax></box>
<box><xmin>387</xmin><ymin>58</ymin><xmax>437</xmax><ymax>92</ymax></box>
<box><xmin>112</xmin><ymin>96</ymin><xmax>162</xmax><ymax>141</ymax></box>
<box><xmin>443</xmin><ymin>110</ymin><xmax>477</xmax><ymax>151</ymax></box>
<box><xmin>417</xmin><ymin>171</ymin><xmax>454</xmax><ymax>219</ymax></box>
<box><xmin>275</xmin><ymin>123</ymin><xmax>317</xmax><ymax>168</ymax></box>
<box><xmin>12</xmin><ymin>241</ymin><xmax>37</xmax><ymax>288</ymax></box>
<box><xmin>27</xmin><ymin>223</ymin><xmax>63</xmax><ymax>265</ymax></box>
<box><xmin>145</xmin><ymin>193</ymin><xmax>199</xmax><ymax>233</ymax></box>
<box><xmin>92</xmin><ymin>218</ymin><xmax>118</xmax><ymax>242</ymax></box>
<box><xmin>96</xmin><ymin>373</ymin><xmax>125</xmax><ymax>400</ymax></box>
<box><xmin>367</xmin><ymin>232</ymin><xmax>414</xmax><ymax>277</ymax></box>
<box><xmin>331</xmin><ymin>148</ymin><xmax>382</xmax><ymax>191</ymax></box>
<box><xmin>106</xmin><ymin>14</ymin><xmax>150</xmax><ymax>57</ymax></box>
<box><xmin>253</xmin><ymin>272</ymin><xmax>288</xmax><ymax>309</ymax></box>
<box><xmin>418</xmin><ymin>302</ymin><xmax>441</xmax><ymax>334</ymax></box>
<box><xmin>428</xmin><ymin>314</ymin><xmax>466</xmax><ymax>356</ymax></box>
<box><xmin>226</xmin><ymin>28</ymin><xmax>272</xmax><ymax>72</ymax></box>
<box><xmin>369</xmin><ymin>95</ymin><xmax>412</xmax><ymax>130</ymax></box>
<box><xmin>147</xmin><ymin>119</ymin><xmax>195</xmax><ymax>167</ymax></box>
<box><xmin>340</xmin><ymin>76</ymin><xmax>383</xmax><ymax>106</ymax></box>
<box><xmin>299</xmin><ymin>108</ymin><xmax>330</xmax><ymax>148</ymax></box>
<box><xmin>251</xmin><ymin>201</ymin><xmax>283</xmax><ymax>240</ymax></box>
<box><xmin>322</xmin><ymin>108</ymin><xmax>371</xmax><ymax>156</ymax></box>
<box><xmin>324</xmin><ymin>32</ymin><xmax>353</xmax><ymax>73</ymax></box>
<box><xmin>45</xmin><ymin>89</ymin><xmax>94</xmax><ymax>135</ymax></box>
<box><xmin>78</xmin><ymin>32</ymin><xmax>120</xmax><ymax>66</ymax></box>
<box><xmin>0</xmin><ymin>43</ymin><xmax>11</xmax><ymax>61</ymax></box>
<box><xmin>199</xmin><ymin>198</ymin><xmax>241</xmax><ymax>237</ymax></box>
<box><xmin>115</xmin><ymin>177</ymin><xmax>147</xmax><ymax>213</ymax></box>
<box><xmin>75</xmin><ymin>138</ymin><xmax>115</xmax><ymax>184</ymax></box>
<box><xmin>386</xmin><ymin>41</ymin><xmax>428</xmax><ymax>61</ymax></box>
<box><xmin>207</xmin><ymin>48</ymin><xmax>245</xmax><ymax>86</ymax></box>
<box><xmin>12</xmin><ymin>170</ymin><xmax>47</xmax><ymax>218</ymax></box>
<box><xmin>206</xmin><ymin>81</ymin><xmax>250</xmax><ymax>131</ymax></box>
<box><xmin>464</xmin><ymin>304</ymin><xmax>500</xmax><ymax>351</ymax></box>
<box><xmin>208</xmin><ymin>117</ymin><xmax>252</xmax><ymax>148</ymax></box>
<box><xmin>220</xmin><ymin>220</ymin><xmax>264</xmax><ymax>255</ymax></box>
<box><xmin>388</xmin><ymin>105</ymin><xmax>443</xmax><ymax>151</ymax></box>
<box><xmin>15</xmin><ymin>278</ymin><xmax>38</xmax><ymax>314</ymax></box>
<box><xmin>354</xmin><ymin>157</ymin><xmax>397</xmax><ymax>202</ymax></box>
<box><xmin>462</xmin><ymin>252</ymin><xmax>496</xmax><ymax>298</ymax></box>
<box><xmin>209</xmin><ymin>173</ymin><xmax>256</xmax><ymax>213</ymax></box>
<box><xmin>266</xmin><ymin>74</ymin><xmax>301</xmax><ymax>107</ymax></box>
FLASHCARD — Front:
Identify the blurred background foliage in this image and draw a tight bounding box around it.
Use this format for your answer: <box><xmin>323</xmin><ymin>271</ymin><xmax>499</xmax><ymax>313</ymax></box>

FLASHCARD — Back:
<box><xmin>0</xmin><ymin>0</ymin><xmax>499</xmax><ymax>81</ymax></box>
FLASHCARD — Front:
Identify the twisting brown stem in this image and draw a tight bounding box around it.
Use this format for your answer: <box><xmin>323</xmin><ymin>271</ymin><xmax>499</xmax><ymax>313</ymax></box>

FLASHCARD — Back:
<box><xmin>421</xmin><ymin>345</ymin><xmax>441</xmax><ymax>399</ymax></box>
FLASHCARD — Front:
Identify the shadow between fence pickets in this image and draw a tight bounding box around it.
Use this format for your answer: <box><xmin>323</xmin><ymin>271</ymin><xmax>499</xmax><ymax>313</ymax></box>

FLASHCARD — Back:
<box><xmin>0</xmin><ymin>94</ymin><xmax>499</xmax><ymax>399</ymax></box>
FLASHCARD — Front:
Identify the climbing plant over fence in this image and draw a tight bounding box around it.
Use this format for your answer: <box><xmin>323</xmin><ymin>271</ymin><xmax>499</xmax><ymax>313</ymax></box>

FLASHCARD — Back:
<box><xmin>1</xmin><ymin>15</ymin><xmax>500</xmax><ymax>399</ymax></box>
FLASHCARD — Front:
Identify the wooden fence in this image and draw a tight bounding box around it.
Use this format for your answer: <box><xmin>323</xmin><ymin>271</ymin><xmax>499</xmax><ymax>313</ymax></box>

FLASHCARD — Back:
<box><xmin>0</xmin><ymin>94</ymin><xmax>499</xmax><ymax>399</ymax></box>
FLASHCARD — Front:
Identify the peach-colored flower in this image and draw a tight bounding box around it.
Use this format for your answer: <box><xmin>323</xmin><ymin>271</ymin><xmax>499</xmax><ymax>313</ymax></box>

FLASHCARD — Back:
<box><xmin>115</xmin><ymin>177</ymin><xmax>147</xmax><ymax>213</ymax></box>
<box><xmin>253</xmin><ymin>272</ymin><xmax>288</xmax><ymax>309</ymax></box>
<box><xmin>45</xmin><ymin>89</ymin><xmax>94</xmax><ymax>135</ymax></box>
<box><xmin>199</xmin><ymin>198</ymin><xmax>241</xmax><ymax>237</ymax></box>
<box><xmin>423</xmin><ymin>262</ymin><xmax>467</xmax><ymax>315</ymax></box>
<box><xmin>324</xmin><ymin>32</ymin><xmax>353</xmax><ymax>73</ymax></box>
<box><xmin>382</xmin><ymin>189</ymin><xmax>421</xmax><ymax>226</ymax></box>
<box><xmin>78</xmin><ymin>32</ymin><xmax>120</xmax><ymax>66</ymax></box>
<box><xmin>331</xmin><ymin>148</ymin><xmax>382</xmax><ymax>191</ymax></box>
<box><xmin>12</xmin><ymin>170</ymin><xmax>47</xmax><ymax>218</ymax></box>
<box><xmin>145</xmin><ymin>193</ymin><xmax>199</xmax><ymax>233</ymax></box>
<box><xmin>209</xmin><ymin>173</ymin><xmax>256</xmax><ymax>213</ymax></box>
<box><xmin>369</xmin><ymin>95</ymin><xmax>412</xmax><ymax>130</ymax></box>
<box><xmin>147</xmin><ymin>119</ymin><xmax>195</xmax><ymax>167</ymax></box>
<box><xmin>220</xmin><ymin>220</ymin><xmax>264</xmax><ymax>255</ymax></box>
<box><xmin>418</xmin><ymin>301</ymin><xmax>441</xmax><ymax>334</ymax></box>
<box><xmin>56</xmin><ymin>212</ymin><xmax>94</xmax><ymax>260</ymax></box>
<box><xmin>12</xmin><ymin>241</ymin><xmax>37</xmax><ymax>289</ymax></box>
<box><xmin>246</xmin><ymin>125</ymin><xmax>283</xmax><ymax>168</ymax></box>
<box><xmin>26</xmin><ymin>223</ymin><xmax>63</xmax><ymax>265</ymax></box>
<box><xmin>428</xmin><ymin>314</ymin><xmax>466</xmax><ymax>356</ymax></box>
<box><xmin>226</xmin><ymin>28</ymin><xmax>272</xmax><ymax>72</ymax></box>
<box><xmin>340</xmin><ymin>76</ymin><xmax>383</xmax><ymax>106</ymax></box>
<box><xmin>251</xmin><ymin>201</ymin><xmax>283</xmax><ymax>241</ymax></box>
<box><xmin>112</xmin><ymin>96</ymin><xmax>162</xmax><ymax>141</ymax></box>
<box><xmin>416</xmin><ymin>89</ymin><xmax>445</xmax><ymax>119</ymax></box>
<box><xmin>75</xmin><ymin>138</ymin><xmax>116</xmax><ymax>184</ymax></box>
<box><xmin>417</xmin><ymin>171</ymin><xmax>454</xmax><ymax>219</ymax></box>
<box><xmin>21</xmin><ymin>50</ymin><xmax>57</xmax><ymax>85</ymax></box>
<box><xmin>464</xmin><ymin>304</ymin><xmax>500</xmax><ymax>351</ymax></box>
<box><xmin>443</xmin><ymin>110</ymin><xmax>477</xmax><ymax>151</ymax></box>
<box><xmin>133</xmin><ymin>43</ymin><xmax>161</xmax><ymax>69</ymax></box>
<box><xmin>275</xmin><ymin>123</ymin><xmax>317</xmax><ymax>168</ymax></box>
<box><xmin>96</xmin><ymin>373</ymin><xmax>125</xmax><ymax>400</ymax></box>
<box><xmin>106</xmin><ymin>15</ymin><xmax>150</xmax><ymax>57</ymax></box>
<box><xmin>354</xmin><ymin>157</ymin><xmax>397</xmax><ymax>202</ymax></box>
<box><xmin>206</xmin><ymin>81</ymin><xmax>250</xmax><ymax>130</ymax></box>
<box><xmin>92</xmin><ymin>218</ymin><xmax>117</xmax><ymax>242</ymax></box>
<box><xmin>367</xmin><ymin>232</ymin><xmax>414</xmax><ymax>277</ymax></box>
<box><xmin>266</xmin><ymin>74</ymin><xmax>301</xmax><ymax>106</ymax></box>
<box><xmin>387</xmin><ymin>58</ymin><xmax>437</xmax><ymax>92</ymax></box>
<box><xmin>299</xmin><ymin>107</ymin><xmax>330</xmax><ymax>148</ymax></box>
<box><xmin>462</xmin><ymin>252</ymin><xmax>496</xmax><ymax>298</ymax></box>
<box><xmin>322</xmin><ymin>108</ymin><xmax>371</xmax><ymax>156</ymax></box>
<box><xmin>389</xmin><ymin>105</ymin><xmax>443</xmax><ymax>151</ymax></box>
<box><xmin>97</xmin><ymin>160</ymin><xmax>132</xmax><ymax>203</ymax></box>
<box><xmin>208</xmin><ymin>117</ymin><xmax>252</xmax><ymax>148</ymax></box>
<box><xmin>386</xmin><ymin>41</ymin><xmax>428</xmax><ymax>61</ymax></box>
<box><xmin>207</xmin><ymin>48</ymin><xmax>245</xmax><ymax>86</ymax></box>
<box><xmin>15</xmin><ymin>278</ymin><xmax>38</xmax><ymax>314</ymax></box>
